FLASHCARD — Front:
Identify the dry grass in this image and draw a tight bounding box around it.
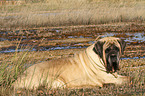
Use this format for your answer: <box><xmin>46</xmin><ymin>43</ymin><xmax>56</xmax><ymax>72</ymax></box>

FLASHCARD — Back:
<box><xmin>0</xmin><ymin>37</ymin><xmax>144</xmax><ymax>95</ymax></box>
<box><xmin>0</xmin><ymin>0</ymin><xmax>145</xmax><ymax>29</ymax></box>
<box><xmin>0</xmin><ymin>0</ymin><xmax>145</xmax><ymax>95</ymax></box>
<box><xmin>0</xmin><ymin>48</ymin><xmax>144</xmax><ymax>95</ymax></box>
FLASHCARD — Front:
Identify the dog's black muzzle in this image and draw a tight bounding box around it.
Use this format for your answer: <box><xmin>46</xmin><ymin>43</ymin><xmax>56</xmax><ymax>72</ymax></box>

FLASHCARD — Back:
<box><xmin>106</xmin><ymin>51</ymin><xmax>120</xmax><ymax>73</ymax></box>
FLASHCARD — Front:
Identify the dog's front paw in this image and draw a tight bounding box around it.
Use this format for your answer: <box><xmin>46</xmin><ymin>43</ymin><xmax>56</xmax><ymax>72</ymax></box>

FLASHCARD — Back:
<box><xmin>117</xmin><ymin>75</ymin><xmax>130</xmax><ymax>85</ymax></box>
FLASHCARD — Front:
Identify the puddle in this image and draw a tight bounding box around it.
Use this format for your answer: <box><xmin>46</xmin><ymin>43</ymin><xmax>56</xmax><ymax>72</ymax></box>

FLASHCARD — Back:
<box><xmin>39</xmin><ymin>46</ymin><xmax>87</xmax><ymax>51</ymax></box>
<box><xmin>0</xmin><ymin>31</ymin><xmax>145</xmax><ymax>52</ymax></box>
<box><xmin>0</xmin><ymin>43</ymin><xmax>88</xmax><ymax>53</ymax></box>
<box><xmin>0</xmin><ymin>48</ymin><xmax>37</xmax><ymax>53</ymax></box>
<box><xmin>0</xmin><ymin>29</ymin><xmax>144</xmax><ymax>61</ymax></box>
<box><xmin>121</xmin><ymin>56</ymin><xmax>145</xmax><ymax>60</ymax></box>
<box><xmin>67</xmin><ymin>36</ymin><xmax>92</xmax><ymax>38</ymax></box>
<box><xmin>61</xmin><ymin>32</ymin><xmax>145</xmax><ymax>44</ymax></box>
<box><xmin>102</xmin><ymin>32</ymin><xmax>145</xmax><ymax>44</ymax></box>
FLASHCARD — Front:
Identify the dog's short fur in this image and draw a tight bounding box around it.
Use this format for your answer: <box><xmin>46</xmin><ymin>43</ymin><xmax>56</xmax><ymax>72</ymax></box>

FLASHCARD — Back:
<box><xmin>13</xmin><ymin>37</ymin><xmax>129</xmax><ymax>90</ymax></box>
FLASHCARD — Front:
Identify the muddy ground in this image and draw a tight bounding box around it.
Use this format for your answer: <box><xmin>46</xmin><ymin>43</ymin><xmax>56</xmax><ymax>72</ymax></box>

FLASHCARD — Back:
<box><xmin>0</xmin><ymin>22</ymin><xmax>145</xmax><ymax>58</ymax></box>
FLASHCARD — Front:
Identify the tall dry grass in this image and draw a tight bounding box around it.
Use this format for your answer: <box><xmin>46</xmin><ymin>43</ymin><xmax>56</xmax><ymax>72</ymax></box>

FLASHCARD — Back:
<box><xmin>0</xmin><ymin>40</ymin><xmax>41</xmax><ymax>95</ymax></box>
<box><xmin>0</xmin><ymin>0</ymin><xmax>144</xmax><ymax>29</ymax></box>
<box><xmin>0</xmin><ymin>40</ymin><xmax>30</xmax><ymax>88</ymax></box>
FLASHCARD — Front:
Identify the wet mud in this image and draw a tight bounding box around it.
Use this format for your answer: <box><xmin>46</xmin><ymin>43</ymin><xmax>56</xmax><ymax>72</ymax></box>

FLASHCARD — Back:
<box><xmin>0</xmin><ymin>23</ymin><xmax>145</xmax><ymax>59</ymax></box>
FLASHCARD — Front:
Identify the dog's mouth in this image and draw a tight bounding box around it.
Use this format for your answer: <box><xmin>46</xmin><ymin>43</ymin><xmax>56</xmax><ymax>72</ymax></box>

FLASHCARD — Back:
<box><xmin>106</xmin><ymin>54</ymin><xmax>120</xmax><ymax>73</ymax></box>
<box><xmin>112</xmin><ymin>61</ymin><xmax>119</xmax><ymax>72</ymax></box>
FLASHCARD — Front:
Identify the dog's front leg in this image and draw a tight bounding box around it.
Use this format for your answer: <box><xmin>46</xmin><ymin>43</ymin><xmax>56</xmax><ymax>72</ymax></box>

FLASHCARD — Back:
<box><xmin>103</xmin><ymin>72</ymin><xmax>130</xmax><ymax>86</ymax></box>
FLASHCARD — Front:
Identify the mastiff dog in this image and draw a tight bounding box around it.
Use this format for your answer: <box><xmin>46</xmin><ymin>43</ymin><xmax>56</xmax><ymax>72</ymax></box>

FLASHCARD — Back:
<box><xmin>13</xmin><ymin>36</ymin><xmax>129</xmax><ymax>90</ymax></box>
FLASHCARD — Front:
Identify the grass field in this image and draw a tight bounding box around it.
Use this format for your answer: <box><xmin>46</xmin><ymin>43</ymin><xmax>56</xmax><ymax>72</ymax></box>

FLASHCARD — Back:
<box><xmin>0</xmin><ymin>29</ymin><xmax>145</xmax><ymax>95</ymax></box>
<box><xmin>0</xmin><ymin>0</ymin><xmax>145</xmax><ymax>95</ymax></box>
<box><xmin>0</xmin><ymin>0</ymin><xmax>145</xmax><ymax>29</ymax></box>
<box><xmin>0</xmin><ymin>47</ymin><xmax>145</xmax><ymax>95</ymax></box>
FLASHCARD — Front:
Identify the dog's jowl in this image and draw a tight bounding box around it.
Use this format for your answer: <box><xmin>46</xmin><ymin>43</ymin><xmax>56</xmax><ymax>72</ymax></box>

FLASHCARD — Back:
<box><xmin>13</xmin><ymin>37</ymin><xmax>129</xmax><ymax>90</ymax></box>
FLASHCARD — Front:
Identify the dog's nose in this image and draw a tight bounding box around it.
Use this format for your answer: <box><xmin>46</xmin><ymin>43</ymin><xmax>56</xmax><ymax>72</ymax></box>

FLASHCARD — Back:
<box><xmin>111</xmin><ymin>54</ymin><xmax>116</xmax><ymax>57</ymax></box>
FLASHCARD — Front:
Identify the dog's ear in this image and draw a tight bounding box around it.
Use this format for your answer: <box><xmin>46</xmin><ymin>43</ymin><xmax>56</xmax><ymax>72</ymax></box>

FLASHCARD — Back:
<box><xmin>93</xmin><ymin>41</ymin><xmax>104</xmax><ymax>58</ymax></box>
<box><xmin>118</xmin><ymin>39</ymin><xmax>126</xmax><ymax>54</ymax></box>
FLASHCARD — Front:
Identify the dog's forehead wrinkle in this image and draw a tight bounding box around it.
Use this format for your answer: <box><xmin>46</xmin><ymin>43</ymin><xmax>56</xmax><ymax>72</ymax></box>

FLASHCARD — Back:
<box><xmin>110</xmin><ymin>45</ymin><xmax>118</xmax><ymax>49</ymax></box>
<box><xmin>98</xmin><ymin>37</ymin><xmax>120</xmax><ymax>41</ymax></box>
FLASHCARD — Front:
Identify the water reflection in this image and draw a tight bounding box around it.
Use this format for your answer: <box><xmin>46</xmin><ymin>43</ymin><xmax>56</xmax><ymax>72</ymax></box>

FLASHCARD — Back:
<box><xmin>121</xmin><ymin>56</ymin><xmax>145</xmax><ymax>60</ymax></box>
<box><xmin>102</xmin><ymin>32</ymin><xmax>145</xmax><ymax>44</ymax></box>
<box><xmin>0</xmin><ymin>31</ymin><xmax>144</xmax><ymax>54</ymax></box>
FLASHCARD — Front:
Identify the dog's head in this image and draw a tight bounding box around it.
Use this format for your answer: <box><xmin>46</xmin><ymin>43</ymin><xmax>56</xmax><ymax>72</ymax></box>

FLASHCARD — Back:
<box><xmin>93</xmin><ymin>37</ymin><xmax>126</xmax><ymax>73</ymax></box>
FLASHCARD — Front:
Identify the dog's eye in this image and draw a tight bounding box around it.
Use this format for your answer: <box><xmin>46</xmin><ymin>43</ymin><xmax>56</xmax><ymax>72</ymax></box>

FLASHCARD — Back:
<box><xmin>105</xmin><ymin>48</ymin><xmax>111</xmax><ymax>52</ymax></box>
<box><xmin>114</xmin><ymin>47</ymin><xmax>119</xmax><ymax>51</ymax></box>
<box><xmin>105</xmin><ymin>47</ymin><xmax>119</xmax><ymax>53</ymax></box>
